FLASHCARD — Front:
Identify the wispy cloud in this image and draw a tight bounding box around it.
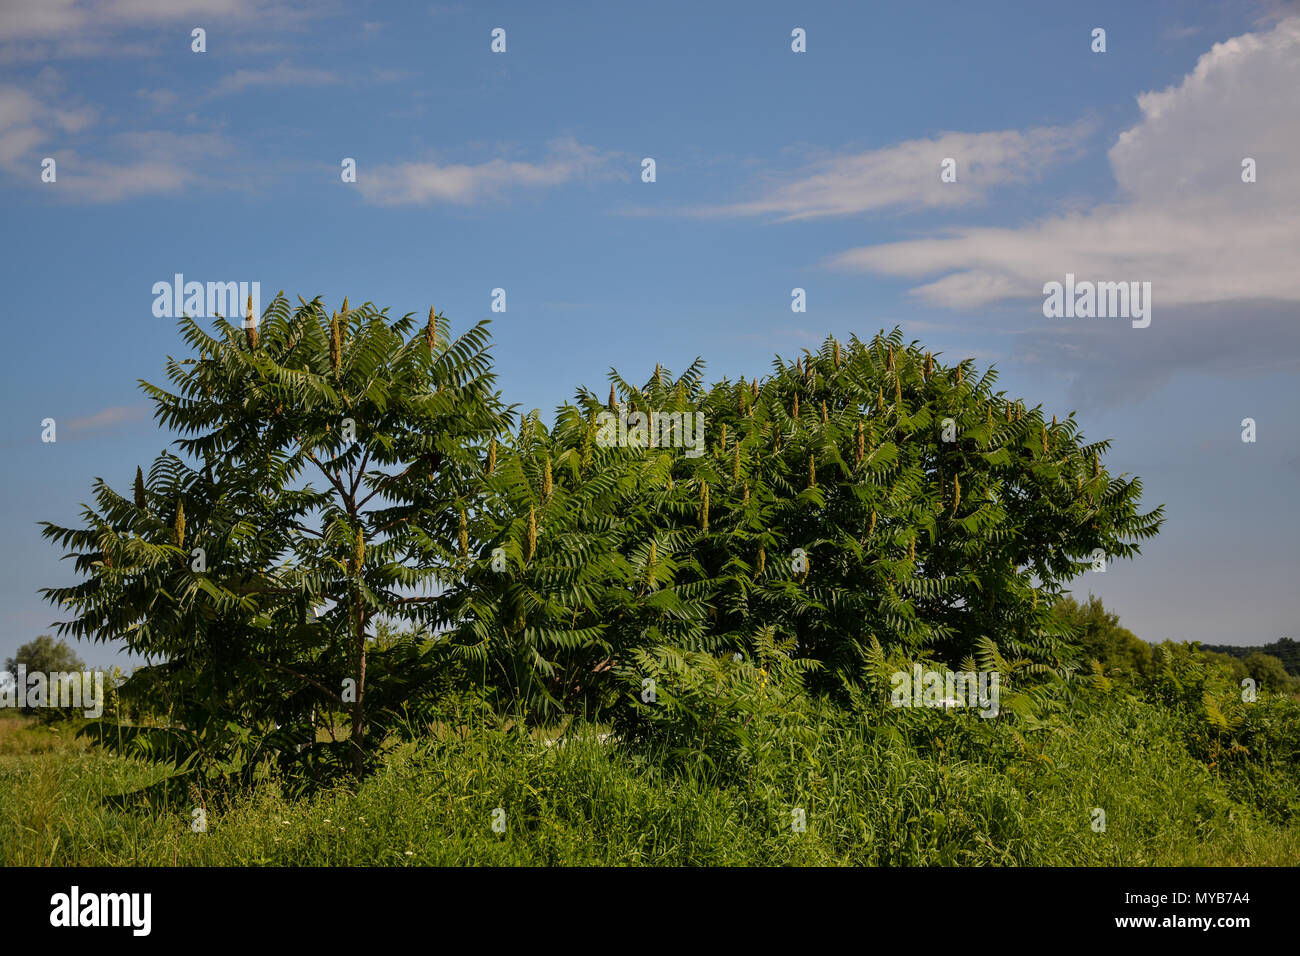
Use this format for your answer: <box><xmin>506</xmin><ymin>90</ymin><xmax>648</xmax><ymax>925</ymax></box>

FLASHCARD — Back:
<box><xmin>357</xmin><ymin>136</ymin><xmax>619</xmax><ymax>206</ymax></box>
<box><xmin>208</xmin><ymin>63</ymin><xmax>341</xmax><ymax>98</ymax></box>
<box><xmin>675</xmin><ymin>126</ymin><xmax>1087</xmax><ymax>222</ymax></box>
<box><xmin>828</xmin><ymin>17</ymin><xmax>1300</xmax><ymax>310</ymax></box>
<box><xmin>0</xmin><ymin>83</ymin><xmax>97</xmax><ymax>167</ymax></box>
<box><xmin>38</xmin><ymin>129</ymin><xmax>233</xmax><ymax>202</ymax></box>
<box><xmin>0</xmin><ymin>0</ymin><xmax>333</xmax><ymax>61</ymax></box>
<box><xmin>65</xmin><ymin>405</ymin><xmax>149</xmax><ymax>432</ymax></box>
<box><xmin>135</xmin><ymin>87</ymin><xmax>178</xmax><ymax>110</ymax></box>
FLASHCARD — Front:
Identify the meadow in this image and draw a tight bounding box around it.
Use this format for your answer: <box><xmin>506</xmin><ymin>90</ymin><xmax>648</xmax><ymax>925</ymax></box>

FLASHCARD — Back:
<box><xmin>17</xmin><ymin>316</ymin><xmax>1300</xmax><ymax>867</ymax></box>
<box><xmin>4</xmin><ymin>673</ymin><xmax>1297</xmax><ymax>867</ymax></box>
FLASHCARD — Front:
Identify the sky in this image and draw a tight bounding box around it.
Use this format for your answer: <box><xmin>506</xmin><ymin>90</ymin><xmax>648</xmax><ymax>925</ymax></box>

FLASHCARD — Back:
<box><xmin>1</xmin><ymin>0</ymin><xmax>1298</xmax><ymax>669</ymax></box>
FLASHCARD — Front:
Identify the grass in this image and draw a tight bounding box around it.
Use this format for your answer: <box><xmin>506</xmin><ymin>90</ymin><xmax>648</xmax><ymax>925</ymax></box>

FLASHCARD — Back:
<box><xmin>3</xmin><ymin>693</ymin><xmax>1297</xmax><ymax>866</ymax></box>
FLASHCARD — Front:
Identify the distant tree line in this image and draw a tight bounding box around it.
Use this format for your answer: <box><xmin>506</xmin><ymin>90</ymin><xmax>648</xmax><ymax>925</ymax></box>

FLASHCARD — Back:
<box><xmin>1200</xmin><ymin>637</ymin><xmax>1300</xmax><ymax>678</ymax></box>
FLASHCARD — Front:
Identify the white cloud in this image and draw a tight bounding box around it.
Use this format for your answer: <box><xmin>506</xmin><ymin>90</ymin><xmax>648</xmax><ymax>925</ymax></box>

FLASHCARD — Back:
<box><xmin>65</xmin><ymin>404</ymin><xmax>148</xmax><ymax>431</ymax></box>
<box><xmin>0</xmin><ymin>77</ymin><xmax>239</xmax><ymax>201</ymax></box>
<box><xmin>0</xmin><ymin>0</ymin><xmax>330</xmax><ymax>58</ymax></box>
<box><xmin>136</xmin><ymin>87</ymin><xmax>179</xmax><ymax>109</ymax></box>
<box><xmin>209</xmin><ymin>63</ymin><xmax>340</xmax><ymax>97</ymax></box>
<box><xmin>688</xmin><ymin>126</ymin><xmax>1086</xmax><ymax>221</ymax></box>
<box><xmin>358</xmin><ymin>137</ymin><xmax>617</xmax><ymax>206</ymax></box>
<box><xmin>830</xmin><ymin>17</ymin><xmax>1300</xmax><ymax>309</ymax></box>
<box><xmin>0</xmin><ymin>86</ymin><xmax>45</xmax><ymax>164</ymax></box>
<box><xmin>55</xmin><ymin>129</ymin><xmax>230</xmax><ymax>201</ymax></box>
<box><xmin>0</xmin><ymin>0</ymin><xmax>84</xmax><ymax>41</ymax></box>
<box><xmin>20</xmin><ymin>129</ymin><xmax>232</xmax><ymax>202</ymax></box>
<box><xmin>54</xmin><ymin>106</ymin><xmax>95</xmax><ymax>132</ymax></box>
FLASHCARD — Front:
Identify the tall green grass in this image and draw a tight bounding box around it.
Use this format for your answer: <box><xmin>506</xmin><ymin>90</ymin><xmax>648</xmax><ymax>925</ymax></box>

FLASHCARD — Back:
<box><xmin>3</xmin><ymin>694</ymin><xmax>1297</xmax><ymax>866</ymax></box>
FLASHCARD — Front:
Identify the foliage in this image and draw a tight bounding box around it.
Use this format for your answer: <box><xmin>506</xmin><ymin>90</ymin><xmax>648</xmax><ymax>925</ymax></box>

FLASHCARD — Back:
<box><xmin>1143</xmin><ymin>640</ymin><xmax>1300</xmax><ymax>823</ymax></box>
<box><xmin>1048</xmin><ymin>594</ymin><xmax>1152</xmax><ymax>682</ymax></box>
<box><xmin>610</xmin><ymin>625</ymin><xmax>820</xmax><ymax>775</ymax></box>
<box><xmin>41</xmin><ymin>295</ymin><xmax>508</xmax><ymax>787</ymax></box>
<box><xmin>3</xmin><ymin>636</ymin><xmax>89</xmax><ymax>723</ymax></box>
<box><xmin>5</xmin><ymin>635</ymin><xmax>86</xmax><ymax>680</ymax></box>
<box><xmin>1203</xmin><ymin>637</ymin><xmax>1300</xmax><ymax>677</ymax></box>
<box><xmin>1243</xmin><ymin>652</ymin><xmax>1295</xmax><ymax>693</ymax></box>
<box><xmin>41</xmin><ymin>309</ymin><xmax>1164</xmax><ymax>787</ymax></box>
<box><xmin>437</xmin><ymin>328</ymin><xmax>1163</xmax><ymax>725</ymax></box>
<box><xmin>4</xmin><ymin>697</ymin><xmax>1297</xmax><ymax>866</ymax></box>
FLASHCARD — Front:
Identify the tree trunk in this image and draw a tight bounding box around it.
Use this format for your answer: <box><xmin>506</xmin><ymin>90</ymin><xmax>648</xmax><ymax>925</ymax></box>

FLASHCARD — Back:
<box><xmin>350</xmin><ymin>597</ymin><xmax>367</xmax><ymax>778</ymax></box>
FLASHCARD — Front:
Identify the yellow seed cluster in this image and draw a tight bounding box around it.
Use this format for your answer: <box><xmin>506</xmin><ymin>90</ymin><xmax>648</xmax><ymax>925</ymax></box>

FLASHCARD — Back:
<box><xmin>244</xmin><ymin>294</ymin><xmax>258</xmax><ymax>349</ymax></box>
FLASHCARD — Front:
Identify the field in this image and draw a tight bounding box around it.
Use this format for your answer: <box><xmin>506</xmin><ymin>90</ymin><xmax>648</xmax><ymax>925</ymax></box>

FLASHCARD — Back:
<box><xmin>4</xmin><ymin>689</ymin><xmax>1298</xmax><ymax>867</ymax></box>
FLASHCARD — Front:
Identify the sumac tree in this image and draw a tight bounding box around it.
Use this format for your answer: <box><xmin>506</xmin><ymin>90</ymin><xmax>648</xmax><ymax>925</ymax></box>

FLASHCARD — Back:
<box><xmin>42</xmin><ymin>294</ymin><xmax>507</xmax><ymax>785</ymax></box>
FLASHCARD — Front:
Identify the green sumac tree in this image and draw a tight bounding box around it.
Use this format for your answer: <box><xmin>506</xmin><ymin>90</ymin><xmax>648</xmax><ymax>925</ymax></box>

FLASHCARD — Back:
<box><xmin>440</xmin><ymin>329</ymin><xmax>1163</xmax><ymax>720</ymax></box>
<box><xmin>43</xmin><ymin>308</ymin><xmax>1162</xmax><ymax>785</ymax></box>
<box><xmin>42</xmin><ymin>295</ymin><xmax>507</xmax><ymax>785</ymax></box>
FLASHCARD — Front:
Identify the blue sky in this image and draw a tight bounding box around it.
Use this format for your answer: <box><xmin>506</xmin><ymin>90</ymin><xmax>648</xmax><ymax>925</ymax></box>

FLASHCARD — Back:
<box><xmin>2</xmin><ymin>0</ymin><xmax>1298</xmax><ymax>668</ymax></box>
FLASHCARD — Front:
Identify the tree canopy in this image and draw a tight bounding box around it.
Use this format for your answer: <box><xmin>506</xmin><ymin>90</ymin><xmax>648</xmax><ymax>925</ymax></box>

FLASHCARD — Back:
<box><xmin>41</xmin><ymin>301</ymin><xmax>1164</xmax><ymax>788</ymax></box>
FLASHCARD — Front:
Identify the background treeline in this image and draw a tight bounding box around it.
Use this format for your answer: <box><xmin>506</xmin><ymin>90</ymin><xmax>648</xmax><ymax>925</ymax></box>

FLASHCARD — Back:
<box><xmin>1201</xmin><ymin>637</ymin><xmax>1300</xmax><ymax>681</ymax></box>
